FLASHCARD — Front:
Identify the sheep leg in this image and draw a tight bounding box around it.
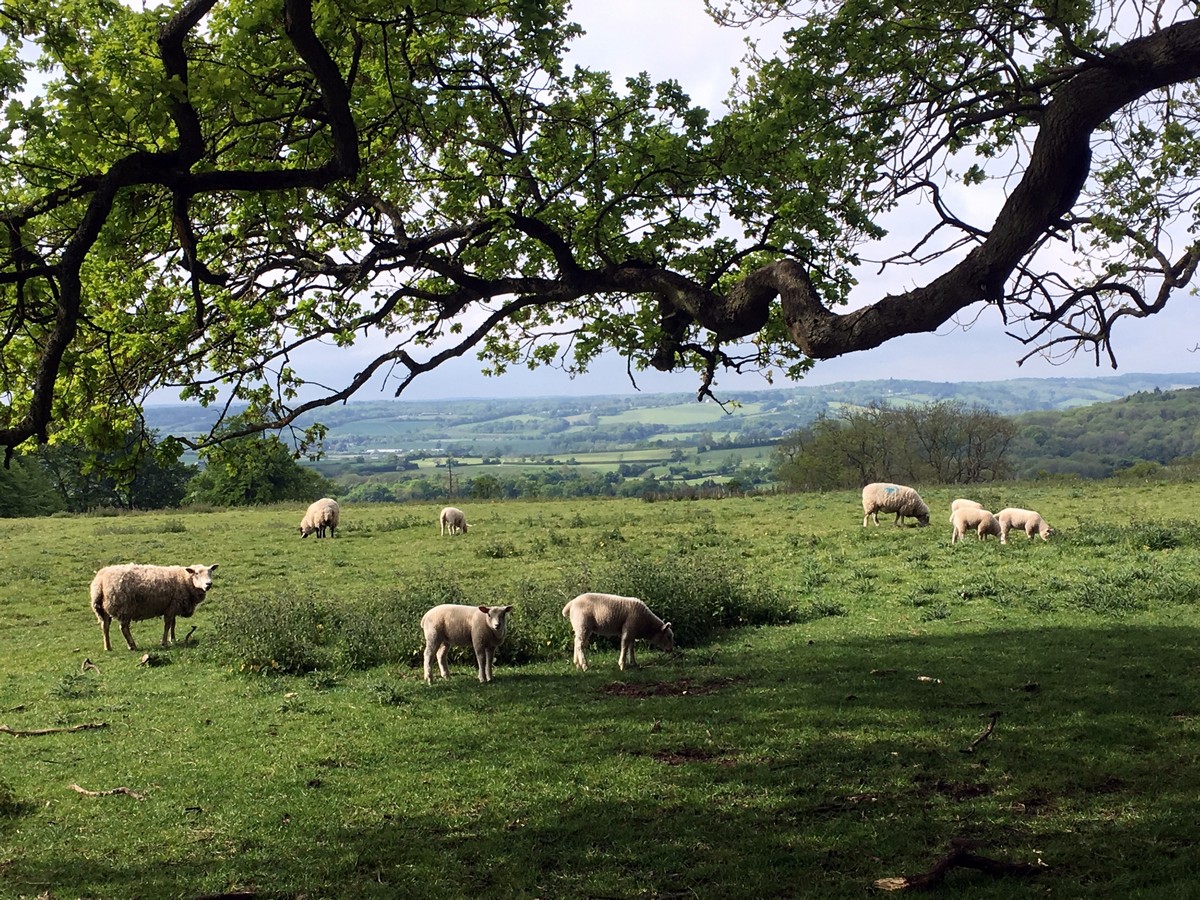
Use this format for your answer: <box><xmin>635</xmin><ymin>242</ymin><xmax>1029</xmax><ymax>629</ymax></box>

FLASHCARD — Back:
<box><xmin>118</xmin><ymin>620</ymin><xmax>139</xmax><ymax>652</ymax></box>
<box><xmin>476</xmin><ymin>646</ymin><xmax>492</xmax><ymax>683</ymax></box>
<box><xmin>99</xmin><ymin>613</ymin><xmax>113</xmax><ymax>652</ymax></box>
<box><xmin>423</xmin><ymin>638</ymin><xmax>438</xmax><ymax>683</ymax></box>
<box><xmin>572</xmin><ymin>629</ymin><xmax>589</xmax><ymax>670</ymax></box>
<box><xmin>618</xmin><ymin>634</ymin><xmax>632</xmax><ymax>671</ymax></box>
<box><xmin>435</xmin><ymin>643</ymin><xmax>451</xmax><ymax>679</ymax></box>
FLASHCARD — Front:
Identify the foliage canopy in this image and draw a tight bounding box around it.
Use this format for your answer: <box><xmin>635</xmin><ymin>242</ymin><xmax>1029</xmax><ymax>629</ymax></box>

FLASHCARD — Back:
<box><xmin>2</xmin><ymin>0</ymin><xmax>1199</xmax><ymax>457</ymax></box>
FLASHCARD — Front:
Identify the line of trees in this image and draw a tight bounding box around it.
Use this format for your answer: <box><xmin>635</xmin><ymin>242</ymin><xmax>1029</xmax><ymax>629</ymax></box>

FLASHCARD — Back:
<box><xmin>0</xmin><ymin>426</ymin><xmax>331</xmax><ymax>517</ymax></box>
<box><xmin>771</xmin><ymin>401</ymin><xmax>1018</xmax><ymax>491</ymax></box>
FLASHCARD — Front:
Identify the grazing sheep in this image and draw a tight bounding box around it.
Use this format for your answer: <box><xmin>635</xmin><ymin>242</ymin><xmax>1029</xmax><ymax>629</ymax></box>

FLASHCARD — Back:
<box><xmin>300</xmin><ymin>498</ymin><xmax>340</xmax><ymax>538</ymax></box>
<box><xmin>421</xmin><ymin>604</ymin><xmax>512</xmax><ymax>683</ymax></box>
<box><xmin>439</xmin><ymin>506</ymin><xmax>469</xmax><ymax>536</ymax></box>
<box><xmin>949</xmin><ymin>498</ymin><xmax>984</xmax><ymax>523</ymax></box>
<box><xmin>950</xmin><ymin>507</ymin><xmax>1001</xmax><ymax>543</ymax></box>
<box><xmin>562</xmin><ymin>592</ymin><xmax>675</xmax><ymax>671</ymax></box>
<box><xmin>861</xmin><ymin>483</ymin><xmax>931</xmax><ymax>527</ymax></box>
<box><xmin>90</xmin><ymin>563</ymin><xmax>218</xmax><ymax>652</ymax></box>
<box><xmin>996</xmin><ymin>508</ymin><xmax>1054</xmax><ymax>544</ymax></box>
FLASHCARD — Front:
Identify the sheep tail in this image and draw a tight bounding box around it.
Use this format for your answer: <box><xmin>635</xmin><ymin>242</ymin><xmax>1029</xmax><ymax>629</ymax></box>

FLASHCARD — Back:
<box><xmin>89</xmin><ymin>578</ymin><xmax>105</xmax><ymax>618</ymax></box>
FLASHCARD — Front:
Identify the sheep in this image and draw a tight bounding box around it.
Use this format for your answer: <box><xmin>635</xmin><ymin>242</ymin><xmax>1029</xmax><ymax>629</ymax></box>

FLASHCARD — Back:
<box><xmin>948</xmin><ymin>497</ymin><xmax>984</xmax><ymax>523</ymax></box>
<box><xmin>90</xmin><ymin>563</ymin><xmax>218</xmax><ymax>652</ymax></box>
<box><xmin>300</xmin><ymin>498</ymin><xmax>340</xmax><ymax>538</ymax></box>
<box><xmin>861</xmin><ymin>483</ymin><xmax>930</xmax><ymax>527</ymax></box>
<box><xmin>996</xmin><ymin>508</ymin><xmax>1054</xmax><ymax>544</ymax></box>
<box><xmin>561</xmin><ymin>592</ymin><xmax>675</xmax><ymax>672</ymax></box>
<box><xmin>421</xmin><ymin>604</ymin><xmax>512</xmax><ymax>683</ymax></box>
<box><xmin>439</xmin><ymin>506</ymin><xmax>469</xmax><ymax>536</ymax></box>
<box><xmin>950</xmin><ymin>507</ymin><xmax>1001</xmax><ymax>543</ymax></box>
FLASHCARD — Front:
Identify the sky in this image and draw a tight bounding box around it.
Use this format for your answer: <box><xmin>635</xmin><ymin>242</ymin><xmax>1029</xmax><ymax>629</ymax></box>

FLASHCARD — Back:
<box><xmin>333</xmin><ymin>0</ymin><xmax>1199</xmax><ymax>403</ymax></box>
<box><xmin>196</xmin><ymin>1</ymin><xmax>1200</xmax><ymax>404</ymax></box>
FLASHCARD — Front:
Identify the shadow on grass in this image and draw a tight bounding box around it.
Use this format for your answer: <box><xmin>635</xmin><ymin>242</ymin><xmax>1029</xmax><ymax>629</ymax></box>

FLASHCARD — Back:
<box><xmin>6</xmin><ymin>623</ymin><xmax>1200</xmax><ymax>899</ymax></box>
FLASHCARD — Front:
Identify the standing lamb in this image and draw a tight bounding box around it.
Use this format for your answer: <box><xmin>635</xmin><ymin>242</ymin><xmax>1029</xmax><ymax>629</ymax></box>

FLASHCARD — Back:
<box><xmin>996</xmin><ymin>508</ymin><xmax>1054</xmax><ymax>544</ymax></box>
<box><xmin>421</xmin><ymin>604</ymin><xmax>513</xmax><ymax>684</ymax></box>
<box><xmin>861</xmin><ymin>483</ymin><xmax>931</xmax><ymax>527</ymax></box>
<box><xmin>948</xmin><ymin>498</ymin><xmax>984</xmax><ymax>523</ymax></box>
<box><xmin>562</xmin><ymin>592</ymin><xmax>675</xmax><ymax>672</ymax></box>
<box><xmin>439</xmin><ymin>506</ymin><xmax>469</xmax><ymax>536</ymax></box>
<box><xmin>950</xmin><ymin>507</ymin><xmax>1001</xmax><ymax>543</ymax></box>
<box><xmin>90</xmin><ymin>563</ymin><xmax>219</xmax><ymax>652</ymax></box>
<box><xmin>299</xmin><ymin>498</ymin><xmax>340</xmax><ymax>538</ymax></box>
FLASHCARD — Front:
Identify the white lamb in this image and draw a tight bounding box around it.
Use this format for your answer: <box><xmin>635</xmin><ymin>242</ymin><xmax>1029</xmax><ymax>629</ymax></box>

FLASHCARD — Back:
<box><xmin>90</xmin><ymin>563</ymin><xmax>218</xmax><ymax>652</ymax></box>
<box><xmin>421</xmin><ymin>604</ymin><xmax>513</xmax><ymax>683</ymax></box>
<box><xmin>861</xmin><ymin>483</ymin><xmax>930</xmax><ymax>527</ymax></box>
<box><xmin>950</xmin><ymin>507</ymin><xmax>1001</xmax><ymax>543</ymax></box>
<box><xmin>300</xmin><ymin>498</ymin><xmax>340</xmax><ymax>538</ymax></box>
<box><xmin>948</xmin><ymin>498</ymin><xmax>984</xmax><ymax>523</ymax></box>
<box><xmin>439</xmin><ymin>506</ymin><xmax>469</xmax><ymax>536</ymax></box>
<box><xmin>996</xmin><ymin>508</ymin><xmax>1054</xmax><ymax>544</ymax></box>
<box><xmin>562</xmin><ymin>592</ymin><xmax>675</xmax><ymax>671</ymax></box>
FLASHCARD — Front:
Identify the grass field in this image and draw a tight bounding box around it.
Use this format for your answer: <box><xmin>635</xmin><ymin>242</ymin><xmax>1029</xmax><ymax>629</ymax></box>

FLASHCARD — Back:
<box><xmin>3</xmin><ymin>482</ymin><xmax>1200</xmax><ymax>897</ymax></box>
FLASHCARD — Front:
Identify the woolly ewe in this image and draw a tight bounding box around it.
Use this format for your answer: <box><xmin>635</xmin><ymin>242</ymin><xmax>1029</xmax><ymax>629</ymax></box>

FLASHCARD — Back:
<box><xmin>421</xmin><ymin>604</ymin><xmax>512</xmax><ymax>683</ymax></box>
<box><xmin>90</xmin><ymin>563</ymin><xmax>218</xmax><ymax>652</ymax></box>
<box><xmin>861</xmin><ymin>483</ymin><xmax>931</xmax><ymax>527</ymax></box>
<box><xmin>996</xmin><ymin>508</ymin><xmax>1054</xmax><ymax>544</ymax></box>
<box><xmin>300</xmin><ymin>498</ymin><xmax>340</xmax><ymax>538</ymax></box>
<box><xmin>562</xmin><ymin>592</ymin><xmax>675</xmax><ymax>671</ymax></box>
<box><xmin>949</xmin><ymin>498</ymin><xmax>984</xmax><ymax>523</ymax></box>
<box><xmin>439</xmin><ymin>506</ymin><xmax>470</xmax><ymax>536</ymax></box>
<box><xmin>950</xmin><ymin>507</ymin><xmax>1001</xmax><ymax>543</ymax></box>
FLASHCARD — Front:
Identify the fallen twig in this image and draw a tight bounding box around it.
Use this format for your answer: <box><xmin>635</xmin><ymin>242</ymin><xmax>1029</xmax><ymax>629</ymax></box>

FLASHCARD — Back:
<box><xmin>81</xmin><ymin>658</ymin><xmax>101</xmax><ymax>674</ymax></box>
<box><xmin>0</xmin><ymin>721</ymin><xmax>108</xmax><ymax>737</ymax></box>
<box><xmin>183</xmin><ymin>625</ymin><xmax>198</xmax><ymax>644</ymax></box>
<box><xmin>961</xmin><ymin>711</ymin><xmax>1002</xmax><ymax>754</ymax></box>
<box><xmin>874</xmin><ymin>838</ymin><xmax>1044</xmax><ymax>891</ymax></box>
<box><xmin>69</xmin><ymin>783</ymin><xmax>145</xmax><ymax>800</ymax></box>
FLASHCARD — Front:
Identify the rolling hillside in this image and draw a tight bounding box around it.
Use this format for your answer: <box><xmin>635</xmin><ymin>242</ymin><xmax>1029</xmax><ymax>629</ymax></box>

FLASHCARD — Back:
<box><xmin>145</xmin><ymin>371</ymin><xmax>1200</xmax><ymax>458</ymax></box>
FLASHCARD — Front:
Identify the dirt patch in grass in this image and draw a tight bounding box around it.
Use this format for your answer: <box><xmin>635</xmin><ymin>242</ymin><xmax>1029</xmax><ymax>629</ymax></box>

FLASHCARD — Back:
<box><xmin>912</xmin><ymin>776</ymin><xmax>994</xmax><ymax>802</ymax></box>
<box><xmin>600</xmin><ymin>676</ymin><xmax>741</xmax><ymax>698</ymax></box>
<box><xmin>652</xmin><ymin>746</ymin><xmax>738</xmax><ymax>767</ymax></box>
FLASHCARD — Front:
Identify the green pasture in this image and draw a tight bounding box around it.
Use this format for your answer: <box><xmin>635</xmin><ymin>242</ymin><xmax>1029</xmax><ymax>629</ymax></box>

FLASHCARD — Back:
<box><xmin>595</xmin><ymin>401</ymin><xmax>767</xmax><ymax>426</ymax></box>
<box><xmin>3</xmin><ymin>482</ymin><xmax>1200</xmax><ymax>897</ymax></box>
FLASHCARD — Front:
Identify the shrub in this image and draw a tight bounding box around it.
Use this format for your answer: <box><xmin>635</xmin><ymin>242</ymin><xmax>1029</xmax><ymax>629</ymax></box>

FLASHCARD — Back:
<box><xmin>593</xmin><ymin>547</ymin><xmax>798</xmax><ymax>647</ymax></box>
<box><xmin>208</xmin><ymin>571</ymin><xmax>473</xmax><ymax>675</ymax></box>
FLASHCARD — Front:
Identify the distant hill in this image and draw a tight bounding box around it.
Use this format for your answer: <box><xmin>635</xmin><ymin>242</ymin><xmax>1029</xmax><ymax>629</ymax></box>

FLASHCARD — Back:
<box><xmin>144</xmin><ymin>371</ymin><xmax>1200</xmax><ymax>457</ymax></box>
<box><xmin>1010</xmin><ymin>384</ymin><xmax>1200</xmax><ymax>478</ymax></box>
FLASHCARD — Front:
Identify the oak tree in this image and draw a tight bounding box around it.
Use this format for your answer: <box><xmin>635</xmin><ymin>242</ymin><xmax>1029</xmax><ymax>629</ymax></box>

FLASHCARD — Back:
<box><xmin>1</xmin><ymin>0</ymin><xmax>1197</xmax><ymax>458</ymax></box>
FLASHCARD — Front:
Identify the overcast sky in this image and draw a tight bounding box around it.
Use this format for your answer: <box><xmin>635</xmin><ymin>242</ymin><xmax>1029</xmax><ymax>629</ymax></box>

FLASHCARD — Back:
<box><xmin>259</xmin><ymin>1</ymin><xmax>1200</xmax><ymax>404</ymax></box>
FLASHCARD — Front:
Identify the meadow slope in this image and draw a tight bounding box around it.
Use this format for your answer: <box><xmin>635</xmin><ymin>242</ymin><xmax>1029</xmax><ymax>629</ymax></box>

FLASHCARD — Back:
<box><xmin>2</xmin><ymin>482</ymin><xmax>1199</xmax><ymax>898</ymax></box>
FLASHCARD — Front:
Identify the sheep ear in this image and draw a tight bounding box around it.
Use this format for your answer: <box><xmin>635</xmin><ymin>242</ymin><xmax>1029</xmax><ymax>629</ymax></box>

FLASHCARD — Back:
<box><xmin>661</xmin><ymin>622</ymin><xmax>672</xmax><ymax>631</ymax></box>
<box><xmin>185</xmin><ymin>566</ymin><xmax>198</xmax><ymax>574</ymax></box>
<box><xmin>209</xmin><ymin>564</ymin><xmax>219</xmax><ymax>572</ymax></box>
<box><xmin>478</xmin><ymin>605</ymin><xmax>491</xmax><ymax>614</ymax></box>
<box><xmin>502</xmin><ymin>605</ymin><xmax>513</xmax><ymax>613</ymax></box>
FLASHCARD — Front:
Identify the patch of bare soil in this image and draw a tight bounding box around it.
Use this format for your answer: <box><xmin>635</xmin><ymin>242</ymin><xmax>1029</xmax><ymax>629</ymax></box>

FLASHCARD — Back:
<box><xmin>600</xmin><ymin>676</ymin><xmax>740</xmax><ymax>698</ymax></box>
<box><xmin>652</xmin><ymin>747</ymin><xmax>737</xmax><ymax>767</ymax></box>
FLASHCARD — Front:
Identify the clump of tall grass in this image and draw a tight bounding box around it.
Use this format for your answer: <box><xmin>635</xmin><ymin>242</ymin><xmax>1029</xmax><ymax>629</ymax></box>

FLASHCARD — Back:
<box><xmin>592</xmin><ymin>546</ymin><xmax>801</xmax><ymax>646</ymax></box>
<box><xmin>1071</xmin><ymin>520</ymin><xmax>1200</xmax><ymax>551</ymax></box>
<box><xmin>209</xmin><ymin>549</ymin><xmax>801</xmax><ymax>674</ymax></box>
<box><xmin>93</xmin><ymin>518</ymin><xmax>186</xmax><ymax>536</ymax></box>
<box><xmin>208</xmin><ymin>572</ymin><xmax>467</xmax><ymax>674</ymax></box>
<box><xmin>0</xmin><ymin>780</ymin><xmax>31</xmax><ymax>818</ymax></box>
